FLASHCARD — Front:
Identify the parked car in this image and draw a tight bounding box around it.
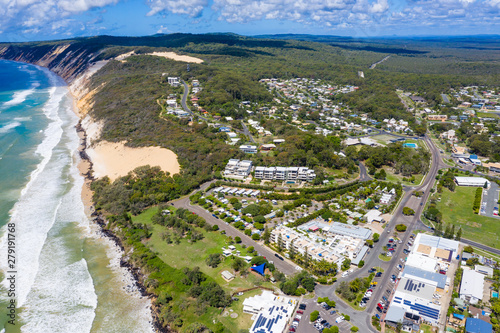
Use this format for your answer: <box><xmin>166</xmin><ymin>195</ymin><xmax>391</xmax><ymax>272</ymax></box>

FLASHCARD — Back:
<box><xmin>297</xmin><ymin>310</ymin><xmax>304</xmax><ymax>314</ymax></box>
<box><xmin>299</xmin><ymin>303</ymin><xmax>306</xmax><ymax>310</ymax></box>
<box><xmin>375</xmin><ymin>272</ymin><xmax>382</xmax><ymax>277</ymax></box>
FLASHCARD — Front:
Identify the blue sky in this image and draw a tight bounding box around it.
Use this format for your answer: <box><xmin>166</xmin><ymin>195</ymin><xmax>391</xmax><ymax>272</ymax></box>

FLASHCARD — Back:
<box><xmin>0</xmin><ymin>0</ymin><xmax>499</xmax><ymax>42</ymax></box>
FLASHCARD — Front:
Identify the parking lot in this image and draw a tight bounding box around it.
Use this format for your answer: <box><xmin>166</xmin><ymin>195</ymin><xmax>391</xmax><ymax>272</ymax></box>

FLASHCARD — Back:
<box><xmin>290</xmin><ymin>298</ymin><xmax>352</xmax><ymax>333</ymax></box>
<box><xmin>481</xmin><ymin>182</ymin><xmax>500</xmax><ymax>218</ymax></box>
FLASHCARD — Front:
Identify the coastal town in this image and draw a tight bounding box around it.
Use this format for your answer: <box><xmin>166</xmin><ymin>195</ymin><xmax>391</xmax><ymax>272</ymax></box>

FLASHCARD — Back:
<box><xmin>1</xmin><ymin>31</ymin><xmax>499</xmax><ymax>333</ymax></box>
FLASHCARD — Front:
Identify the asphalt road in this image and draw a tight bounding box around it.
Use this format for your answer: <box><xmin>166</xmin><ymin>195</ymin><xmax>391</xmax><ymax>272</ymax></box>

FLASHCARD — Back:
<box><xmin>171</xmin><ymin>194</ymin><xmax>298</xmax><ymax>276</ymax></box>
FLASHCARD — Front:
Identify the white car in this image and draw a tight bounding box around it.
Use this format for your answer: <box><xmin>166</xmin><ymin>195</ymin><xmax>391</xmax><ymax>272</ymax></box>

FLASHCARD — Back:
<box><xmin>335</xmin><ymin>316</ymin><xmax>344</xmax><ymax>323</ymax></box>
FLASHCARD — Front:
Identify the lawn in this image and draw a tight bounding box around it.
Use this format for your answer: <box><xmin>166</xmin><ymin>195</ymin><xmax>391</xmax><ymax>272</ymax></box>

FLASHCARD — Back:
<box><xmin>420</xmin><ymin>323</ymin><xmax>435</xmax><ymax>333</ymax></box>
<box><xmin>384</xmin><ymin>167</ymin><xmax>424</xmax><ymax>186</ymax></box>
<box><xmin>132</xmin><ymin>207</ymin><xmax>276</xmax><ymax>331</ymax></box>
<box><xmin>436</xmin><ymin>187</ymin><xmax>500</xmax><ymax>249</ymax></box>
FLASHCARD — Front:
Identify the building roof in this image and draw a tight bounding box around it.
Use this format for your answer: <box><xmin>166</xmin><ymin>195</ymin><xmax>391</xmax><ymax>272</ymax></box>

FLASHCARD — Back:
<box><xmin>396</xmin><ymin>277</ymin><xmax>435</xmax><ymax>301</ymax></box>
<box><xmin>475</xmin><ymin>265</ymin><xmax>494</xmax><ymax>276</ymax></box>
<box><xmin>322</xmin><ymin>222</ymin><xmax>372</xmax><ymax>240</ymax></box>
<box><xmin>385</xmin><ymin>305</ymin><xmax>406</xmax><ymax>323</ymax></box>
<box><xmin>460</xmin><ymin>270</ymin><xmax>484</xmax><ymax>300</ymax></box>
<box><xmin>455</xmin><ymin>176</ymin><xmax>490</xmax><ymax>187</ymax></box>
<box><xmin>466</xmin><ymin>318</ymin><xmax>492</xmax><ymax>333</ymax></box>
<box><xmin>352</xmin><ymin>246</ymin><xmax>369</xmax><ymax>265</ymax></box>
<box><xmin>406</xmin><ymin>252</ymin><xmax>438</xmax><ymax>272</ymax></box>
<box><xmin>415</xmin><ymin>234</ymin><xmax>459</xmax><ymax>253</ymax></box>
<box><xmin>402</xmin><ymin>266</ymin><xmax>447</xmax><ymax>289</ymax></box>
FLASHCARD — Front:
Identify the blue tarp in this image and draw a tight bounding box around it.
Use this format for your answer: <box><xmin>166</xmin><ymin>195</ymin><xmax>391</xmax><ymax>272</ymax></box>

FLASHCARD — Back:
<box><xmin>453</xmin><ymin>313</ymin><xmax>465</xmax><ymax>320</ymax></box>
<box><xmin>251</xmin><ymin>263</ymin><xmax>266</xmax><ymax>276</ymax></box>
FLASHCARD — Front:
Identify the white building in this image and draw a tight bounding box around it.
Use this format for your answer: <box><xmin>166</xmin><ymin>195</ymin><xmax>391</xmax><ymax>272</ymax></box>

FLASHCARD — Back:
<box><xmin>224</xmin><ymin>159</ymin><xmax>253</xmax><ymax>180</ymax></box>
<box><xmin>168</xmin><ymin>77</ymin><xmax>180</xmax><ymax>86</ymax></box>
<box><xmin>454</xmin><ymin>177</ymin><xmax>490</xmax><ymax>187</ymax></box>
<box><xmin>239</xmin><ymin>145</ymin><xmax>257</xmax><ymax>154</ymax></box>
<box><xmin>244</xmin><ymin>290</ymin><xmax>296</xmax><ymax>333</ymax></box>
<box><xmin>460</xmin><ymin>269</ymin><xmax>484</xmax><ymax>304</ymax></box>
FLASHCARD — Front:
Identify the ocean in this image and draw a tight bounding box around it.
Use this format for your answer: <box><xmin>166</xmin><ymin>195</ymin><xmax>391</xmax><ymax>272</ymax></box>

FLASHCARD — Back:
<box><xmin>0</xmin><ymin>60</ymin><xmax>154</xmax><ymax>333</ymax></box>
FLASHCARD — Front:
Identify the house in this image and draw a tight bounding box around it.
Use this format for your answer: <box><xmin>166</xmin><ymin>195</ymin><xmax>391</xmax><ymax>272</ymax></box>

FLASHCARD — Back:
<box><xmin>364</xmin><ymin>210</ymin><xmax>384</xmax><ymax>223</ymax></box>
<box><xmin>460</xmin><ymin>270</ymin><xmax>484</xmax><ymax>304</ymax></box>
<box><xmin>239</xmin><ymin>145</ymin><xmax>257</xmax><ymax>154</ymax></box>
<box><xmin>427</xmin><ymin>114</ymin><xmax>448</xmax><ymax>121</ymax></box>
<box><xmin>465</xmin><ymin>318</ymin><xmax>492</xmax><ymax>333</ymax></box>
<box><xmin>410</xmin><ymin>96</ymin><xmax>426</xmax><ymax>103</ymax></box>
<box><xmin>167</xmin><ymin>77</ymin><xmax>180</xmax><ymax>86</ymax></box>
<box><xmin>475</xmin><ymin>265</ymin><xmax>494</xmax><ymax>276</ymax></box>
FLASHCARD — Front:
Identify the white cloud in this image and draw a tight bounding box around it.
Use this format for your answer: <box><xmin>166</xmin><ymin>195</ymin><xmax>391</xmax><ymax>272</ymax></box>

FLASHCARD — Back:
<box><xmin>145</xmin><ymin>0</ymin><xmax>208</xmax><ymax>17</ymax></box>
<box><xmin>0</xmin><ymin>0</ymin><xmax>118</xmax><ymax>38</ymax></box>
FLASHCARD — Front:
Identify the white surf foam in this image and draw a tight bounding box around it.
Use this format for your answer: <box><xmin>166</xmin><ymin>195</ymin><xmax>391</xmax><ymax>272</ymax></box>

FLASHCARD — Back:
<box><xmin>2</xmin><ymin>82</ymin><xmax>40</xmax><ymax>108</ymax></box>
<box><xmin>17</xmin><ymin>85</ymin><xmax>98</xmax><ymax>332</ymax></box>
<box><xmin>0</xmin><ymin>85</ymin><xmax>66</xmax><ymax>307</ymax></box>
<box><xmin>0</xmin><ymin>121</ymin><xmax>22</xmax><ymax>134</ymax></box>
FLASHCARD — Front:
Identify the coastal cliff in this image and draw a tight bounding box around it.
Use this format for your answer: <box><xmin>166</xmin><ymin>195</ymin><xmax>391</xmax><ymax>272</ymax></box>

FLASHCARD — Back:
<box><xmin>0</xmin><ymin>42</ymin><xmax>100</xmax><ymax>82</ymax></box>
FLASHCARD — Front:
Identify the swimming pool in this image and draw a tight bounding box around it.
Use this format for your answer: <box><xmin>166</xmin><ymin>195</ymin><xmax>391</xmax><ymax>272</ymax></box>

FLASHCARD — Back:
<box><xmin>403</xmin><ymin>143</ymin><xmax>417</xmax><ymax>148</ymax></box>
<box><xmin>493</xmin><ymin>292</ymin><xmax>499</xmax><ymax>298</ymax></box>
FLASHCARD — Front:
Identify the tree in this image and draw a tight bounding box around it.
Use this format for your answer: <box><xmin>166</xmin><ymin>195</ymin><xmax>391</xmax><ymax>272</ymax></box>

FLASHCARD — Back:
<box><xmin>358</xmin><ymin>260</ymin><xmax>365</xmax><ymax>268</ymax></box>
<box><xmin>234</xmin><ymin>236</ymin><xmax>242</xmax><ymax>243</ymax></box>
<box><xmin>252</xmin><ymin>233</ymin><xmax>260</xmax><ymax>241</ymax></box>
<box><xmin>365</xmin><ymin>239</ymin><xmax>374</xmax><ymax>247</ymax></box>
<box><xmin>463</xmin><ymin>245</ymin><xmax>474</xmax><ymax>253</ymax></box>
<box><xmin>373</xmin><ymin>233</ymin><xmax>380</xmax><ymax>242</ymax></box>
<box><xmin>232</xmin><ymin>257</ymin><xmax>246</xmax><ymax>271</ymax></box>
<box><xmin>310</xmin><ymin>310</ymin><xmax>320</xmax><ymax>322</ymax></box>
<box><xmin>206</xmin><ymin>254</ymin><xmax>222</xmax><ymax>268</ymax></box>
<box><xmin>212</xmin><ymin>225</ymin><xmax>219</xmax><ymax>231</ymax></box>
<box><xmin>395</xmin><ymin>224</ymin><xmax>407</xmax><ymax>232</ymax></box>
<box><xmin>351</xmin><ymin>327</ymin><xmax>359</xmax><ymax>332</ymax></box>
<box><xmin>254</xmin><ymin>222</ymin><xmax>264</xmax><ymax>230</ymax></box>
<box><xmin>402</xmin><ymin>207</ymin><xmax>415</xmax><ymax>216</ymax></box>
<box><xmin>341</xmin><ymin>259</ymin><xmax>351</xmax><ymax>271</ymax></box>
<box><xmin>262</xmin><ymin>227</ymin><xmax>271</xmax><ymax>244</ymax></box>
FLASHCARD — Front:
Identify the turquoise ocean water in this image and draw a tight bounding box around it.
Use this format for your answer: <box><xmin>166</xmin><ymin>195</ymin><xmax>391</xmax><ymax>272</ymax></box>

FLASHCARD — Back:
<box><xmin>0</xmin><ymin>60</ymin><xmax>154</xmax><ymax>333</ymax></box>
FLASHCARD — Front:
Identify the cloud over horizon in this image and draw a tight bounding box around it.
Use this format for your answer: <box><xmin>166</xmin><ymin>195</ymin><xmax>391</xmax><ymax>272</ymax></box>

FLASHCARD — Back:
<box><xmin>0</xmin><ymin>0</ymin><xmax>498</xmax><ymax>41</ymax></box>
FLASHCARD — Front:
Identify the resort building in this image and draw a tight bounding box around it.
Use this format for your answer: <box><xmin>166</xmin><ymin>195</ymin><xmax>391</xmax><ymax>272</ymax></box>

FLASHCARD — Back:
<box><xmin>253</xmin><ymin>165</ymin><xmax>316</xmax><ymax>182</ymax></box>
<box><xmin>224</xmin><ymin>159</ymin><xmax>253</xmax><ymax>179</ymax></box>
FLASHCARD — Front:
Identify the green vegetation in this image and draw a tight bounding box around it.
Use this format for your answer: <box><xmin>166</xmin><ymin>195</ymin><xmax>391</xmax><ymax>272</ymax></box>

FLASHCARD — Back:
<box><xmin>472</xmin><ymin>187</ymin><xmax>482</xmax><ymax>214</ymax></box>
<box><xmin>310</xmin><ymin>310</ymin><xmax>320</xmax><ymax>322</ymax></box>
<box><xmin>395</xmin><ymin>224</ymin><xmax>408</xmax><ymax>232</ymax></box>
<box><xmin>379</xmin><ymin>253</ymin><xmax>392</xmax><ymax>262</ymax></box>
<box><xmin>402</xmin><ymin>207</ymin><xmax>415</xmax><ymax>216</ymax></box>
<box><xmin>336</xmin><ymin>274</ymin><xmax>375</xmax><ymax>309</ymax></box>
<box><xmin>436</xmin><ymin>186</ymin><xmax>500</xmax><ymax>249</ymax></box>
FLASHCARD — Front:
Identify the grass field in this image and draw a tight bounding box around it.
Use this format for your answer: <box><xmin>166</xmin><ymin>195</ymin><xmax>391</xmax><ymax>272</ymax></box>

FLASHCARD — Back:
<box><xmin>132</xmin><ymin>207</ymin><xmax>275</xmax><ymax>331</ymax></box>
<box><xmin>384</xmin><ymin>167</ymin><xmax>424</xmax><ymax>186</ymax></box>
<box><xmin>436</xmin><ymin>187</ymin><xmax>500</xmax><ymax>249</ymax></box>
<box><xmin>420</xmin><ymin>323</ymin><xmax>434</xmax><ymax>333</ymax></box>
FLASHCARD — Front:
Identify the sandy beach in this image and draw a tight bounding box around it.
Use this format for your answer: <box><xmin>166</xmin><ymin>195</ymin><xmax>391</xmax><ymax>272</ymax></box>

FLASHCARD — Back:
<box><xmin>116</xmin><ymin>51</ymin><xmax>204</xmax><ymax>63</ymax></box>
<box><xmin>86</xmin><ymin>140</ymin><xmax>181</xmax><ymax>181</ymax></box>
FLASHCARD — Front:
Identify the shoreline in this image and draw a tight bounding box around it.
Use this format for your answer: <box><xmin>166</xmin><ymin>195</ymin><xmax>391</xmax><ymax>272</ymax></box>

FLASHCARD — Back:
<box><xmin>76</xmin><ymin>120</ymin><xmax>168</xmax><ymax>333</ymax></box>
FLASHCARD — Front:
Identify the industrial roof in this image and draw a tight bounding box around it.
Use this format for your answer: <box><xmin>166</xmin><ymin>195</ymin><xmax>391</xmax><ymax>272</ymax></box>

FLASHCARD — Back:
<box><xmin>460</xmin><ymin>270</ymin><xmax>484</xmax><ymax>301</ymax></box>
<box><xmin>385</xmin><ymin>305</ymin><xmax>406</xmax><ymax>323</ymax></box>
<box><xmin>402</xmin><ymin>266</ymin><xmax>447</xmax><ymax>289</ymax></box>
<box><xmin>415</xmin><ymin>234</ymin><xmax>459</xmax><ymax>252</ymax></box>
<box><xmin>396</xmin><ymin>277</ymin><xmax>435</xmax><ymax>301</ymax></box>
<box><xmin>454</xmin><ymin>176</ymin><xmax>490</xmax><ymax>187</ymax></box>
